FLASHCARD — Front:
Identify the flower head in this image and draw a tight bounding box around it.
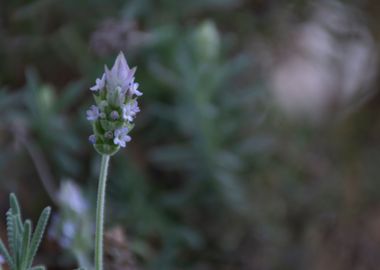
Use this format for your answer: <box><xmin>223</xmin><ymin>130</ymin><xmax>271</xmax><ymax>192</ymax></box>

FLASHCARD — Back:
<box><xmin>87</xmin><ymin>52</ymin><xmax>141</xmax><ymax>155</ymax></box>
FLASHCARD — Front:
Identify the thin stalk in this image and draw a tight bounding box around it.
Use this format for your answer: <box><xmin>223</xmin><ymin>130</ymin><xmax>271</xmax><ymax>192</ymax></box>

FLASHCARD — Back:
<box><xmin>94</xmin><ymin>155</ymin><xmax>110</xmax><ymax>270</ymax></box>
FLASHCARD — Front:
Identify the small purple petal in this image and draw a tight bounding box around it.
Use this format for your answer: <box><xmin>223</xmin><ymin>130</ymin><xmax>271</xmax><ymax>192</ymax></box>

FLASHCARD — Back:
<box><xmin>128</xmin><ymin>79</ymin><xmax>143</xmax><ymax>96</ymax></box>
<box><xmin>113</xmin><ymin>52</ymin><xmax>130</xmax><ymax>78</ymax></box>
<box><xmin>88</xmin><ymin>134</ymin><xmax>97</xmax><ymax>144</ymax></box>
<box><xmin>90</xmin><ymin>73</ymin><xmax>106</xmax><ymax>91</ymax></box>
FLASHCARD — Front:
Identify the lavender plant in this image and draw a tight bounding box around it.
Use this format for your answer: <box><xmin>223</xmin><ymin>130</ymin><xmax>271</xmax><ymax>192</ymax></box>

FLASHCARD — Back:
<box><xmin>87</xmin><ymin>52</ymin><xmax>141</xmax><ymax>270</ymax></box>
<box><xmin>0</xmin><ymin>194</ymin><xmax>51</xmax><ymax>270</ymax></box>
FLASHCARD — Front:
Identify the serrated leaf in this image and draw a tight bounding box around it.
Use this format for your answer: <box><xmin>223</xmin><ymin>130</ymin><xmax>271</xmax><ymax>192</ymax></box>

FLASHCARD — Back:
<box><xmin>10</xmin><ymin>193</ymin><xmax>24</xmax><ymax>237</ymax></box>
<box><xmin>9</xmin><ymin>194</ymin><xmax>21</xmax><ymax>219</ymax></box>
<box><xmin>6</xmin><ymin>209</ymin><xmax>15</xmax><ymax>258</ymax></box>
<box><xmin>26</xmin><ymin>207</ymin><xmax>51</xmax><ymax>269</ymax></box>
<box><xmin>13</xmin><ymin>215</ymin><xmax>21</xmax><ymax>269</ymax></box>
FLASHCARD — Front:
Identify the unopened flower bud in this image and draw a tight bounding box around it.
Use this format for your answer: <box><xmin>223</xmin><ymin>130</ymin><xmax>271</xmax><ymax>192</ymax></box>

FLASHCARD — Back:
<box><xmin>193</xmin><ymin>20</ymin><xmax>220</xmax><ymax>62</ymax></box>
<box><xmin>110</xmin><ymin>111</ymin><xmax>119</xmax><ymax>120</ymax></box>
<box><xmin>105</xmin><ymin>131</ymin><xmax>113</xmax><ymax>139</ymax></box>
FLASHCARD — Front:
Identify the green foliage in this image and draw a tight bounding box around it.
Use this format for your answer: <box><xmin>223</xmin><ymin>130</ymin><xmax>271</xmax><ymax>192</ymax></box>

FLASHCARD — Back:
<box><xmin>0</xmin><ymin>194</ymin><xmax>51</xmax><ymax>270</ymax></box>
<box><xmin>1</xmin><ymin>0</ymin><xmax>379</xmax><ymax>270</ymax></box>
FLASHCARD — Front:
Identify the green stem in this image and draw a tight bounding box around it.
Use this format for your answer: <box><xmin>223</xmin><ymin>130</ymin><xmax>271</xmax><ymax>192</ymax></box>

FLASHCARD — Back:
<box><xmin>94</xmin><ymin>155</ymin><xmax>110</xmax><ymax>270</ymax></box>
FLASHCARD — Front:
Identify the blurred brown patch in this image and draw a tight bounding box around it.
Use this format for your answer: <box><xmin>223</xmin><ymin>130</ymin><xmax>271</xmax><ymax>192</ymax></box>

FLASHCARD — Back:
<box><xmin>310</xmin><ymin>207</ymin><xmax>380</xmax><ymax>270</ymax></box>
<box><xmin>104</xmin><ymin>226</ymin><xmax>139</xmax><ymax>270</ymax></box>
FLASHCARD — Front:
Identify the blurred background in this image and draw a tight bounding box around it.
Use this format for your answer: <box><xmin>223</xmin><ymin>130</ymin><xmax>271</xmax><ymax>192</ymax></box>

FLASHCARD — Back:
<box><xmin>1</xmin><ymin>0</ymin><xmax>380</xmax><ymax>269</ymax></box>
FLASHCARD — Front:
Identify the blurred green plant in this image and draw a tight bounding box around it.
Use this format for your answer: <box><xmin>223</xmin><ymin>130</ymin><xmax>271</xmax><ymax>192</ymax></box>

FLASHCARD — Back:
<box><xmin>106</xmin><ymin>18</ymin><xmax>269</xmax><ymax>269</ymax></box>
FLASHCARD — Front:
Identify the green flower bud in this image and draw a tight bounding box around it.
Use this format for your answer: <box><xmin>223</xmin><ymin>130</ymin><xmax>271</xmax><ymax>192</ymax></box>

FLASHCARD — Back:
<box><xmin>193</xmin><ymin>20</ymin><xmax>220</xmax><ymax>62</ymax></box>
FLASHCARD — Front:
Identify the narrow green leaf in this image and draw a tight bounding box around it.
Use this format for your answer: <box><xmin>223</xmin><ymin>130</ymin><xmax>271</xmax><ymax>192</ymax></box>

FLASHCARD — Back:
<box><xmin>0</xmin><ymin>238</ymin><xmax>13</xmax><ymax>268</ymax></box>
<box><xmin>13</xmin><ymin>215</ymin><xmax>21</xmax><ymax>269</ymax></box>
<box><xmin>26</xmin><ymin>207</ymin><xmax>51</xmax><ymax>269</ymax></box>
<box><xmin>9</xmin><ymin>194</ymin><xmax>21</xmax><ymax>218</ymax></box>
<box><xmin>9</xmin><ymin>193</ymin><xmax>23</xmax><ymax>234</ymax></box>
<box><xmin>20</xmin><ymin>220</ymin><xmax>32</xmax><ymax>269</ymax></box>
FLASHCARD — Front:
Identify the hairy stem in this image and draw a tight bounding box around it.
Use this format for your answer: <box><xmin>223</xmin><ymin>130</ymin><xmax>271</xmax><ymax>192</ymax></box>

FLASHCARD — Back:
<box><xmin>94</xmin><ymin>155</ymin><xmax>110</xmax><ymax>270</ymax></box>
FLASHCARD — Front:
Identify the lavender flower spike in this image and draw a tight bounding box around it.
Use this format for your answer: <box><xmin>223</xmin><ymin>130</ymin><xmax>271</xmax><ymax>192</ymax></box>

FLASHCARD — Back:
<box><xmin>88</xmin><ymin>52</ymin><xmax>142</xmax><ymax>270</ymax></box>
<box><xmin>113</xmin><ymin>127</ymin><xmax>131</xmax><ymax>147</ymax></box>
<box><xmin>87</xmin><ymin>51</ymin><xmax>141</xmax><ymax>155</ymax></box>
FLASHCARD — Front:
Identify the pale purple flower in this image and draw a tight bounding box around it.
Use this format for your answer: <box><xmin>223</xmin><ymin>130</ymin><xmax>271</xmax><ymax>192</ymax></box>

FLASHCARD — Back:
<box><xmin>63</xmin><ymin>221</ymin><xmax>76</xmax><ymax>238</ymax></box>
<box><xmin>90</xmin><ymin>73</ymin><xmax>106</xmax><ymax>91</ymax></box>
<box><xmin>105</xmin><ymin>52</ymin><xmax>136</xmax><ymax>94</ymax></box>
<box><xmin>128</xmin><ymin>78</ymin><xmax>142</xmax><ymax>96</ymax></box>
<box><xmin>89</xmin><ymin>134</ymin><xmax>97</xmax><ymax>144</ymax></box>
<box><xmin>113</xmin><ymin>127</ymin><xmax>131</xmax><ymax>147</ymax></box>
<box><xmin>122</xmin><ymin>100</ymin><xmax>140</xmax><ymax>122</ymax></box>
<box><xmin>58</xmin><ymin>181</ymin><xmax>88</xmax><ymax>214</ymax></box>
<box><xmin>86</xmin><ymin>105</ymin><xmax>101</xmax><ymax>121</ymax></box>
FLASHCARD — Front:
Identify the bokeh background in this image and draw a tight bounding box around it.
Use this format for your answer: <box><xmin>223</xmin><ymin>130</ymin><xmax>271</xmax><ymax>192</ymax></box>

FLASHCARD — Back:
<box><xmin>1</xmin><ymin>0</ymin><xmax>380</xmax><ymax>269</ymax></box>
